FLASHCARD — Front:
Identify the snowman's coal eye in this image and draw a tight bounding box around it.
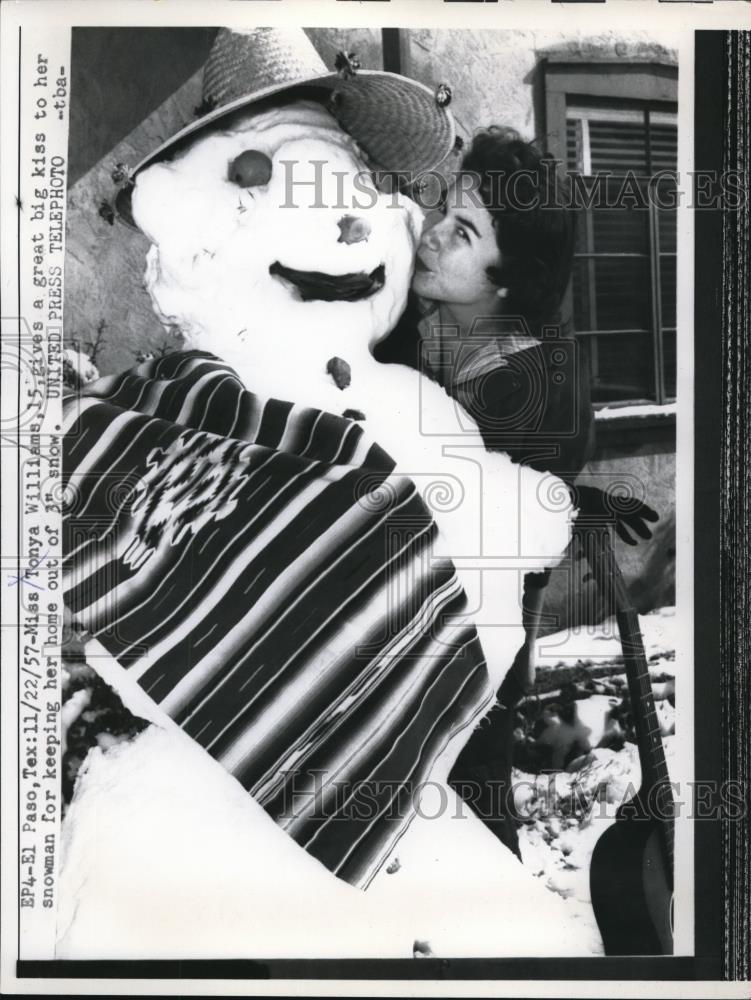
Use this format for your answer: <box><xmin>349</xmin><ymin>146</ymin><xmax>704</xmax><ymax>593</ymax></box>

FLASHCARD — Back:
<box><xmin>228</xmin><ymin>150</ymin><xmax>273</xmax><ymax>188</ymax></box>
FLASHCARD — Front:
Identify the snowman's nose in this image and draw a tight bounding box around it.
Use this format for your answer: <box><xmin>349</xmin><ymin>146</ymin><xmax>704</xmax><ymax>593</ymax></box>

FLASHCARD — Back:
<box><xmin>228</xmin><ymin>149</ymin><xmax>273</xmax><ymax>188</ymax></box>
<box><xmin>337</xmin><ymin>215</ymin><xmax>371</xmax><ymax>245</ymax></box>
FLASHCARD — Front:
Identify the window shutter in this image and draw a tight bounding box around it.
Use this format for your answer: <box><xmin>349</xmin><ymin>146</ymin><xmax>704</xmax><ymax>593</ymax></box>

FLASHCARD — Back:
<box><xmin>566</xmin><ymin>104</ymin><xmax>677</xmax><ymax>404</ymax></box>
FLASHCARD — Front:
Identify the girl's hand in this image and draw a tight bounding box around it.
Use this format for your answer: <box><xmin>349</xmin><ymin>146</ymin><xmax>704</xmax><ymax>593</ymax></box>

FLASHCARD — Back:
<box><xmin>573</xmin><ymin>484</ymin><xmax>660</xmax><ymax>546</ymax></box>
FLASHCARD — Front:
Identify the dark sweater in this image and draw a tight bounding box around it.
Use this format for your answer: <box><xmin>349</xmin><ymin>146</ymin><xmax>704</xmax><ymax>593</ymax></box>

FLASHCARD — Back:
<box><xmin>374</xmin><ymin>294</ymin><xmax>595</xmax><ymax>483</ymax></box>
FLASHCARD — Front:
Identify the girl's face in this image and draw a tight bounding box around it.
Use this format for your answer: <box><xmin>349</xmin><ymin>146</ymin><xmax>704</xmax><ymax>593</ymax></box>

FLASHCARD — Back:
<box><xmin>411</xmin><ymin>179</ymin><xmax>502</xmax><ymax>307</ymax></box>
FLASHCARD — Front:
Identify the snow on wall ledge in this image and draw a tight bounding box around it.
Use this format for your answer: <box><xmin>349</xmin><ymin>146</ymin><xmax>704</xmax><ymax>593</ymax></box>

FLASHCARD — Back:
<box><xmin>595</xmin><ymin>402</ymin><xmax>677</xmax><ymax>422</ymax></box>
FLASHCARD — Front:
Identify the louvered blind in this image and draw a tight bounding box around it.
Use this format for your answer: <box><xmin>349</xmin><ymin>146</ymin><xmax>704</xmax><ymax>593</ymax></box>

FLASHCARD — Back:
<box><xmin>566</xmin><ymin>104</ymin><xmax>678</xmax><ymax>404</ymax></box>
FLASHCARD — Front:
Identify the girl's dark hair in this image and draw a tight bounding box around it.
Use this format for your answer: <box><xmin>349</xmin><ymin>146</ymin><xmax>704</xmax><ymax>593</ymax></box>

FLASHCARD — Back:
<box><xmin>459</xmin><ymin>126</ymin><xmax>575</xmax><ymax>333</ymax></box>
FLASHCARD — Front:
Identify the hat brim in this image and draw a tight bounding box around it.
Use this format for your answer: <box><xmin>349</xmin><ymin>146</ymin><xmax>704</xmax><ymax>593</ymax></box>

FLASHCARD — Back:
<box><xmin>115</xmin><ymin>70</ymin><xmax>455</xmax><ymax>227</ymax></box>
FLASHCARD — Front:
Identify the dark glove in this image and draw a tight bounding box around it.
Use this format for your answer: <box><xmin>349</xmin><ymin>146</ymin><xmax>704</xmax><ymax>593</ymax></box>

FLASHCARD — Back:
<box><xmin>571</xmin><ymin>484</ymin><xmax>659</xmax><ymax>546</ymax></box>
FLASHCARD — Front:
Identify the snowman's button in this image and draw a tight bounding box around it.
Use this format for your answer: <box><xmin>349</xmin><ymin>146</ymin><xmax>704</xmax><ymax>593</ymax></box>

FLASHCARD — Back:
<box><xmin>326</xmin><ymin>356</ymin><xmax>352</xmax><ymax>390</ymax></box>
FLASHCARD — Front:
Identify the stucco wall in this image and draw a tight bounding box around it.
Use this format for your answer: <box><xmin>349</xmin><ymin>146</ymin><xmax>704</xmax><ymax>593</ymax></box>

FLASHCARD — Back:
<box><xmin>540</xmin><ymin>439</ymin><xmax>676</xmax><ymax>634</ymax></box>
<box><xmin>405</xmin><ymin>29</ymin><xmax>677</xmax><ymax>144</ymax></box>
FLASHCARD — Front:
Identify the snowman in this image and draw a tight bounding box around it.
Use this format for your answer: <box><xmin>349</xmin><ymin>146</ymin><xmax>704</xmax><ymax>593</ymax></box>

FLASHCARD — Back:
<box><xmin>59</xmin><ymin>29</ymin><xmax>598</xmax><ymax>958</ymax></box>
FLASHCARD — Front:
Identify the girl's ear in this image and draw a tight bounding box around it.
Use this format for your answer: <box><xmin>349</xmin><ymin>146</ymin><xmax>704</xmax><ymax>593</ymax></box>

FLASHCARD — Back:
<box><xmin>485</xmin><ymin>263</ymin><xmax>505</xmax><ymax>289</ymax></box>
<box><xmin>487</xmin><ymin>256</ymin><xmax>553</xmax><ymax>324</ymax></box>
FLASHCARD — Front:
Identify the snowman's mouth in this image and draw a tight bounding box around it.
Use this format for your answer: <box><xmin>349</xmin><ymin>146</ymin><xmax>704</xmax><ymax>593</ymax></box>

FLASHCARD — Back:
<box><xmin>269</xmin><ymin>262</ymin><xmax>385</xmax><ymax>302</ymax></box>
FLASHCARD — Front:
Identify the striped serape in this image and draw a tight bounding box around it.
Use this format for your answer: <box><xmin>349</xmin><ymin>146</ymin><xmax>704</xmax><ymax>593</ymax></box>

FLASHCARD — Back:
<box><xmin>63</xmin><ymin>351</ymin><xmax>492</xmax><ymax>888</ymax></box>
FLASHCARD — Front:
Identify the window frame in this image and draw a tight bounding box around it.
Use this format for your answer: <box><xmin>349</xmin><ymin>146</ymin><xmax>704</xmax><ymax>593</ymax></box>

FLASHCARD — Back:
<box><xmin>544</xmin><ymin>57</ymin><xmax>679</xmax><ymax>410</ymax></box>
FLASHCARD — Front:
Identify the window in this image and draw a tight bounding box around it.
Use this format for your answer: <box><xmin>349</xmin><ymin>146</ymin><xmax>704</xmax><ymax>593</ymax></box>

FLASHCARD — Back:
<box><xmin>544</xmin><ymin>58</ymin><xmax>678</xmax><ymax>406</ymax></box>
<box><xmin>566</xmin><ymin>103</ymin><xmax>677</xmax><ymax>404</ymax></box>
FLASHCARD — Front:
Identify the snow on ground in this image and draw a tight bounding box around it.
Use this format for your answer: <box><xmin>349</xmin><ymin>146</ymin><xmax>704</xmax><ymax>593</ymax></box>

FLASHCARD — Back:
<box><xmin>512</xmin><ymin>607</ymin><xmax>678</xmax><ymax>950</ymax></box>
<box><xmin>536</xmin><ymin>605</ymin><xmax>677</xmax><ymax>672</ymax></box>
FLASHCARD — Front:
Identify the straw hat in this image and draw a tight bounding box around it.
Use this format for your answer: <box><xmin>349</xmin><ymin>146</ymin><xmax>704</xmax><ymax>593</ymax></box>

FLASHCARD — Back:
<box><xmin>115</xmin><ymin>27</ymin><xmax>456</xmax><ymax>224</ymax></box>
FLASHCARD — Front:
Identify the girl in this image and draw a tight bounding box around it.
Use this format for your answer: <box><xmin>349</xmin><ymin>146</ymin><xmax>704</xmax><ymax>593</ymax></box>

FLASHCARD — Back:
<box><xmin>375</xmin><ymin>126</ymin><xmax>656</xmax><ymax>857</ymax></box>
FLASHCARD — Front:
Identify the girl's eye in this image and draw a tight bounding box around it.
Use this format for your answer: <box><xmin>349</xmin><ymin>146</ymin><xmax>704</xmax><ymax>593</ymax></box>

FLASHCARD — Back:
<box><xmin>456</xmin><ymin>226</ymin><xmax>469</xmax><ymax>242</ymax></box>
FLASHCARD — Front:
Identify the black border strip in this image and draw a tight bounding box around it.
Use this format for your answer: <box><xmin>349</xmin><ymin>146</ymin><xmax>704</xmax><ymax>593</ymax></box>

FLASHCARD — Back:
<box><xmin>717</xmin><ymin>30</ymin><xmax>751</xmax><ymax>982</ymax></box>
<box><xmin>16</xmin><ymin>22</ymin><xmax>22</xmax><ymax>969</ymax></box>
<box><xmin>692</xmin><ymin>29</ymin><xmax>725</xmax><ymax>971</ymax></box>
<box><xmin>15</xmin><ymin>957</ymin><xmax>721</xmax><ymax>981</ymax></box>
